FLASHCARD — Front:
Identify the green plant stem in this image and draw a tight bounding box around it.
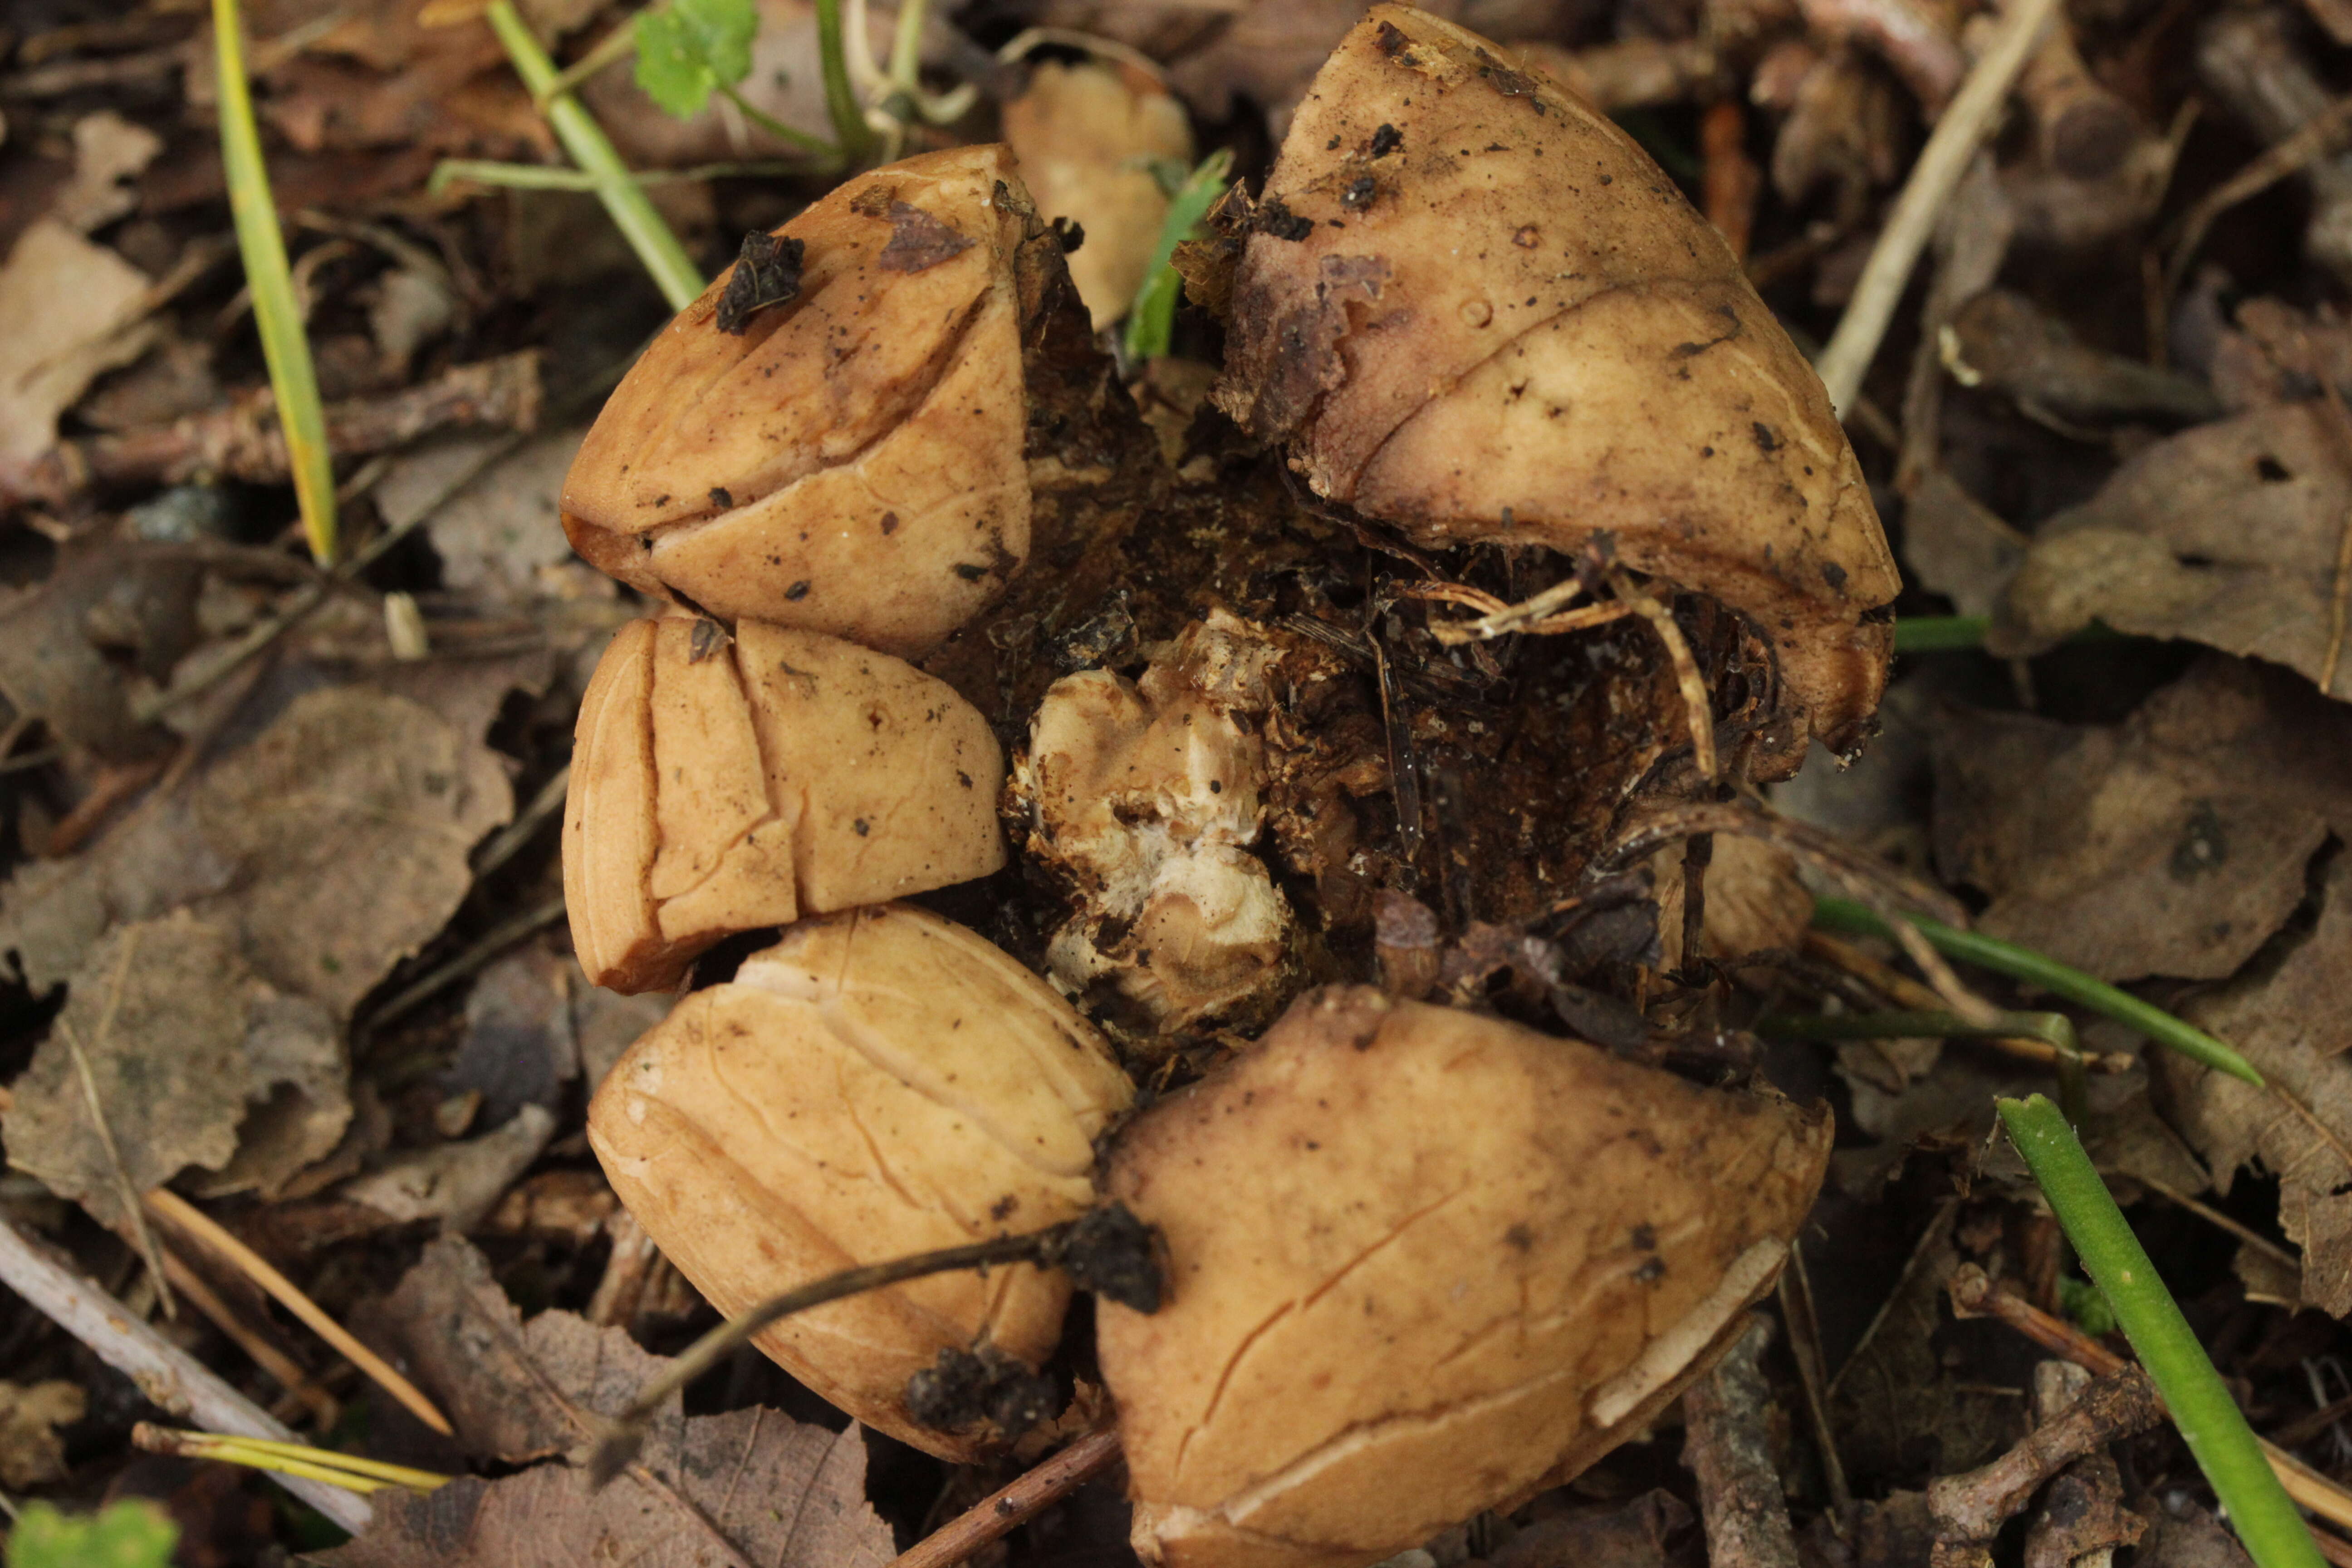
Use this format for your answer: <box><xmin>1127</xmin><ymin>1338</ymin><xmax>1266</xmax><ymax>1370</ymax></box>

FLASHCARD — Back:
<box><xmin>1761</xmin><ymin>1007</ymin><xmax>2087</xmax><ymax>1122</ymax></box>
<box><xmin>715</xmin><ymin>83</ymin><xmax>840</xmax><ymax>161</ymax></box>
<box><xmin>212</xmin><ymin>0</ymin><xmax>338</xmax><ymax>565</ymax></box>
<box><xmin>1892</xmin><ymin>615</ymin><xmax>1991</xmax><ymax>652</ymax></box>
<box><xmin>887</xmin><ymin>0</ymin><xmax>926</xmax><ymax>87</ymax></box>
<box><xmin>813</xmin><ymin>0</ymin><xmax>875</xmax><ymax>165</ymax></box>
<box><xmin>431</xmin><ymin>157</ymin><xmax>813</xmax><ymax>193</ymax></box>
<box><xmin>533</xmin><ymin>15</ymin><xmax>639</xmax><ymax>106</ymax></box>
<box><xmin>1999</xmin><ymin>1094</ymin><xmax>2325</xmax><ymax>1568</ymax></box>
<box><xmin>484</xmin><ymin>0</ymin><xmax>705</xmax><ymax>310</ymax></box>
<box><xmin>1892</xmin><ymin>616</ymin><xmax>2130</xmax><ymax>653</ymax></box>
<box><xmin>1811</xmin><ymin>898</ymin><xmax>2264</xmax><ymax>1086</ymax></box>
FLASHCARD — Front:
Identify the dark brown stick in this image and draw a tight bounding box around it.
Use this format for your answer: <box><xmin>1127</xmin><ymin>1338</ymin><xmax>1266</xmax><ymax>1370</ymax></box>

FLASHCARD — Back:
<box><xmin>1684</xmin><ymin>1316</ymin><xmax>1803</xmax><ymax>1568</ymax></box>
<box><xmin>888</xmin><ymin>1428</ymin><xmax>1125</xmax><ymax>1568</ymax></box>
<box><xmin>1926</xmin><ymin>1366</ymin><xmax>2164</xmax><ymax>1566</ymax></box>
<box><xmin>0</xmin><ymin>353</ymin><xmax>542</xmax><ymax>510</ymax></box>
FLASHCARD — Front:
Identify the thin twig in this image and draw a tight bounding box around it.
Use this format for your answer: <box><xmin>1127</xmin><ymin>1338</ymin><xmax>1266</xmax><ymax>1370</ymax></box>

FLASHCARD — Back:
<box><xmin>1684</xmin><ymin>1316</ymin><xmax>1803</xmax><ymax>1568</ymax></box>
<box><xmin>1777</xmin><ymin>1253</ymin><xmax>1853</xmax><ymax>1513</ymax></box>
<box><xmin>362</xmin><ymin>893</ymin><xmax>568</xmax><ymax>1032</ymax></box>
<box><xmin>153</xmin><ymin>1246</ymin><xmax>338</xmax><ymax>1429</ymax></box>
<box><xmin>2122</xmin><ymin>1170</ymin><xmax>2299</xmax><ymax>1273</ymax></box>
<box><xmin>0</xmin><ymin>1214</ymin><xmax>372</xmax><ymax>1533</ymax></box>
<box><xmin>1813</xmin><ymin>0</ymin><xmax>2066</xmax><ymax>416</ymax></box>
<box><xmin>1926</xmin><ymin>1363</ymin><xmax>2164</xmax><ymax>1562</ymax></box>
<box><xmin>888</xmin><ymin>1428</ymin><xmax>1125</xmax><ymax>1568</ymax></box>
<box><xmin>471</xmin><ymin>765</ymin><xmax>572</xmax><ymax>881</ymax></box>
<box><xmin>2164</xmin><ymin>92</ymin><xmax>2352</xmax><ymax>299</ymax></box>
<box><xmin>590</xmin><ymin>1228</ymin><xmax>1073</xmax><ymax>1484</ymax></box>
<box><xmin>1957</xmin><ymin>1216</ymin><xmax>2352</xmax><ymax>1545</ymax></box>
<box><xmin>2323</xmin><ymin>508</ymin><xmax>2352</xmax><ymax>699</ymax></box>
<box><xmin>143</xmin><ymin>1187</ymin><xmax>454</xmax><ymax>1437</ymax></box>
<box><xmin>1599</xmin><ymin>799</ymin><xmax>1992</xmax><ymax>1021</ymax></box>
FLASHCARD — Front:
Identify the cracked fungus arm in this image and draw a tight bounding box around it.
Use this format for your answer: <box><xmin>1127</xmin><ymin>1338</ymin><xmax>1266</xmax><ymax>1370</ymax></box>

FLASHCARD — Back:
<box><xmin>559</xmin><ymin>145</ymin><xmax>1035</xmax><ymax>657</ymax></box>
<box><xmin>1213</xmin><ymin>4</ymin><xmax>1897</xmax><ymax>769</ymax></box>
<box><xmin>585</xmin><ymin>904</ymin><xmax>1134</xmax><ymax>1462</ymax></box>
<box><xmin>1097</xmin><ymin>985</ymin><xmax>1830</xmax><ymax>1568</ymax></box>
<box><xmin>564</xmin><ymin>617</ymin><xmax>1006</xmax><ymax>994</ymax></box>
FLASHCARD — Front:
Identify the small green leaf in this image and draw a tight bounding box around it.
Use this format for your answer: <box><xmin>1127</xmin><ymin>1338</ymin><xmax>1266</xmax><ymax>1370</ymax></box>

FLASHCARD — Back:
<box><xmin>2058</xmin><ymin>1274</ymin><xmax>2118</xmax><ymax>1337</ymax></box>
<box><xmin>6</xmin><ymin>1500</ymin><xmax>179</xmax><ymax>1568</ymax></box>
<box><xmin>634</xmin><ymin>0</ymin><xmax>759</xmax><ymax>120</ymax></box>
<box><xmin>1123</xmin><ymin>148</ymin><xmax>1235</xmax><ymax>362</ymax></box>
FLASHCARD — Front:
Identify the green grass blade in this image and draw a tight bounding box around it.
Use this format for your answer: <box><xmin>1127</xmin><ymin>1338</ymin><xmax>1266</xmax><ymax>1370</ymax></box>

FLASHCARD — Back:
<box><xmin>1123</xmin><ymin>148</ymin><xmax>1234</xmax><ymax>361</ymax></box>
<box><xmin>1810</xmin><ymin>897</ymin><xmax>2264</xmax><ymax>1085</ymax></box>
<box><xmin>485</xmin><ymin>0</ymin><xmax>705</xmax><ymax>311</ymax></box>
<box><xmin>212</xmin><ymin>0</ymin><xmax>337</xmax><ymax>565</ymax></box>
<box><xmin>2000</xmin><ymin>1094</ymin><xmax>2325</xmax><ymax>1568</ymax></box>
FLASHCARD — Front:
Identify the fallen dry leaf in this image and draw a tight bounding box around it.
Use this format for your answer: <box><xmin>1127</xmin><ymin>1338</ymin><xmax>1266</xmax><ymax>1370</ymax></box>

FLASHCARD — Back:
<box><xmin>1991</xmin><ymin>403</ymin><xmax>2352</xmax><ymax>702</ymax></box>
<box><xmin>330</xmin><ymin>1236</ymin><xmax>893</xmax><ymax>1568</ymax></box>
<box><xmin>52</xmin><ymin>111</ymin><xmax>164</xmax><ymax>235</ymax></box>
<box><xmin>1900</xmin><ymin>471</ymin><xmax>2027</xmax><ymax>620</ymax></box>
<box><xmin>0</xmin><ymin>1380</ymin><xmax>86</xmax><ymax>1490</ymax></box>
<box><xmin>188</xmin><ymin>685</ymin><xmax>512</xmax><ymax>1016</ymax></box>
<box><xmin>0</xmin><ymin>530</ymin><xmax>198</xmax><ymax>761</ymax></box>
<box><xmin>328</xmin><ymin>1413</ymin><xmax>891</xmax><ymax>1568</ymax></box>
<box><xmin>2153</xmin><ymin>844</ymin><xmax>2352</xmax><ymax>1313</ymax></box>
<box><xmin>373</xmin><ymin>428</ymin><xmax>592</xmax><ymax>607</ymax></box>
<box><xmin>1489</xmin><ymin>1489</ymin><xmax>1694</xmax><ymax>1568</ymax></box>
<box><xmin>0</xmin><ymin>684</ymin><xmax>517</xmax><ymax>1011</ymax></box>
<box><xmin>338</xmin><ymin>1103</ymin><xmax>557</xmax><ymax>1231</ymax></box>
<box><xmin>0</xmin><ymin>220</ymin><xmax>157</xmax><ymax>465</ymax></box>
<box><xmin>363</xmin><ymin>1233</ymin><xmax>659</xmax><ymax>1463</ymax></box>
<box><xmin>1933</xmin><ymin>657</ymin><xmax>2352</xmax><ymax>982</ymax></box>
<box><xmin>2</xmin><ymin>913</ymin><xmax>349</xmax><ymax>1226</ymax></box>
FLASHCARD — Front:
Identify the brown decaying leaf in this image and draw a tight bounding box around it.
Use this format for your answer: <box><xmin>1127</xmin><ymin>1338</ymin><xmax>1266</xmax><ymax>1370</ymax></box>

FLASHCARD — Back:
<box><xmin>0</xmin><ymin>682</ymin><xmax>519</xmax><ymax>1148</ymax></box>
<box><xmin>2154</xmin><ymin>846</ymin><xmax>2352</xmax><ymax>1313</ymax></box>
<box><xmin>329</xmin><ymin>1236</ymin><xmax>893</xmax><ymax>1568</ymax></box>
<box><xmin>0</xmin><ymin>1380</ymin><xmax>87</xmax><ymax>1490</ymax></box>
<box><xmin>2</xmin><ymin>913</ymin><xmax>348</xmax><ymax>1226</ymax></box>
<box><xmin>1933</xmin><ymin>657</ymin><xmax>2352</xmax><ymax>983</ymax></box>
<box><xmin>0</xmin><ymin>220</ymin><xmax>156</xmax><ymax>466</ymax></box>
<box><xmin>338</xmin><ymin>1103</ymin><xmax>558</xmax><ymax>1232</ymax></box>
<box><xmin>0</xmin><ymin>529</ymin><xmax>199</xmax><ymax>762</ymax></box>
<box><xmin>371</xmin><ymin>428</ymin><xmax>594</xmax><ymax>607</ymax></box>
<box><xmin>1992</xmin><ymin>403</ymin><xmax>2352</xmax><ymax>702</ymax></box>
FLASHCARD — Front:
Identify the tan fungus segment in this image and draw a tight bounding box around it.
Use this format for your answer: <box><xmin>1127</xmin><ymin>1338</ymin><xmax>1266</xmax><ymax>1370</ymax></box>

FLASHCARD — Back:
<box><xmin>1215</xmin><ymin>5</ymin><xmax>1898</xmax><ymax>768</ymax></box>
<box><xmin>563</xmin><ymin>617</ymin><xmax>1006</xmax><ymax>993</ymax></box>
<box><xmin>587</xmin><ymin>904</ymin><xmax>1135</xmax><ymax>1461</ymax></box>
<box><xmin>561</xmin><ymin>145</ymin><xmax>1034</xmax><ymax>657</ymax></box>
<box><xmin>1098</xmin><ymin>985</ymin><xmax>1831</xmax><ymax>1568</ymax></box>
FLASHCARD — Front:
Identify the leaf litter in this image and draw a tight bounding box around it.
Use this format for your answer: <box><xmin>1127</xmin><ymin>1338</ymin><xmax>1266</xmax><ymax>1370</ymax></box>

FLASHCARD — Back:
<box><xmin>16</xmin><ymin>0</ymin><xmax>2352</xmax><ymax>1562</ymax></box>
<box><xmin>327</xmin><ymin>1237</ymin><xmax>894</xmax><ymax>1568</ymax></box>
